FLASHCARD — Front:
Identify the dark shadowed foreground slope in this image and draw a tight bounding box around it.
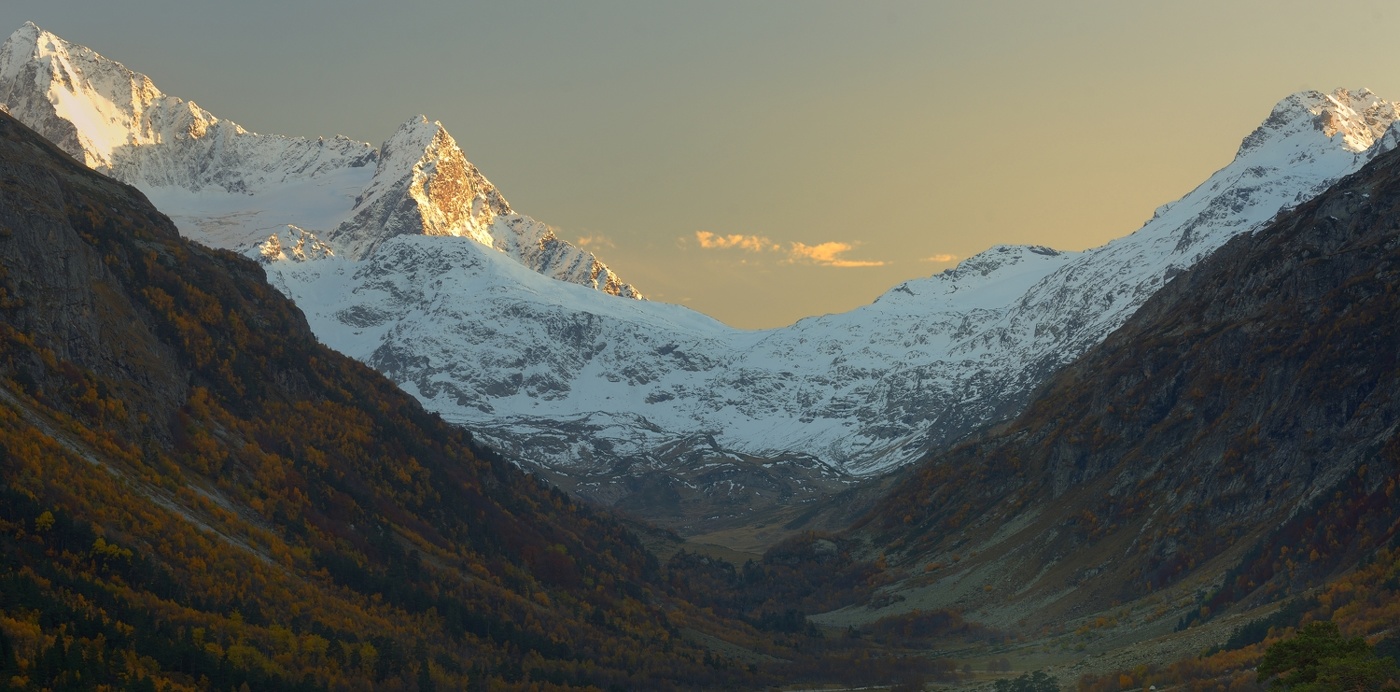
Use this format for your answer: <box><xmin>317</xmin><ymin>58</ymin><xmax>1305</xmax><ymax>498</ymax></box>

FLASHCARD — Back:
<box><xmin>0</xmin><ymin>111</ymin><xmax>767</xmax><ymax>690</ymax></box>
<box><xmin>854</xmin><ymin>138</ymin><xmax>1400</xmax><ymax>635</ymax></box>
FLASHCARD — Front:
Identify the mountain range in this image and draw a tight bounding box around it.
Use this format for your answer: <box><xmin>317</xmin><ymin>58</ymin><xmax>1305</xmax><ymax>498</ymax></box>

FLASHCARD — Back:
<box><xmin>4</xmin><ymin>19</ymin><xmax>1400</xmax><ymax>690</ymax></box>
<box><xmin>3</xmin><ymin>22</ymin><xmax>1399</xmax><ymax>532</ymax></box>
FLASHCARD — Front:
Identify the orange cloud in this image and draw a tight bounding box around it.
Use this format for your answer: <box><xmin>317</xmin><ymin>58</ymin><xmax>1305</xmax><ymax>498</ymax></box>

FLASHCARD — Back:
<box><xmin>689</xmin><ymin>232</ymin><xmax>888</xmax><ymax>267</ymax></box>
<box><xmin>695</xmin><ymin>230</ymin><xmax>778</xmax><ymax>252</ymax></box>
<box><xmin>788</xmin><ymin>241</ymin><xmax>887</xmax><ymax>268</ymax></box>
<box><xmin>922</xmin><ymin>253</ymin><xmax>958</xmax><ymax>263</ymax></box>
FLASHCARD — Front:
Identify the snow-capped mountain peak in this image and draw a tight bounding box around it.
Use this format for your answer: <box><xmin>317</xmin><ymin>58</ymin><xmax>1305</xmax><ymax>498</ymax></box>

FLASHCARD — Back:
<box><xmin>1316</xmin><ymin>87</ymin><xmax>1398</xmax><ymax>152</ymax></box>
<box><xmin>328</xmin><ymin>115</ymin><xmax>514</xmax><ymax>260</ymax></box>
<box><xmin>1238</xmin><ymin>87</ymin><xmax>1399</xmax><ymax>157</ymax></box>
<box><xmin>0</xmin><ymin>23</ymin><xmax>640</xmax><ymax>298</ymax></box>
<box><xmin>0</xmin><ymin>22</ymin><xmax>376</xmax><ymax>201</ymax></box>
<box><xmin>1</xmin><ymin>21</ymin><xmax>176</xmax><ymax>168</ymax></box>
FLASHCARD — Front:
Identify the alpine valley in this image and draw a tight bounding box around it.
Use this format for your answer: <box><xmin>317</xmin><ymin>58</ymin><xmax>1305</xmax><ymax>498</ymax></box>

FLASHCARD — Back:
<box><xmin>0</xmin><ymin>104</ymin><xmax>975</xmax><ymax>691</ymax></box>
<box><xmin>4</xmin><ymin>19</ymin><xmax>1400</xmax><ymax>692</ymax></box>
<box><xmin>6</xmin><ymin>23</ymin><xmax>1400</xmax><ymax>539</ymax></box>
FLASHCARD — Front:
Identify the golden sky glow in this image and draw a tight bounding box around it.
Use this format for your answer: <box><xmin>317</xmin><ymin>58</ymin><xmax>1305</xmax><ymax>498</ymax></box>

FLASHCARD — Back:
<box><xmin>6</xmin><ymin>1</ymin><xmax>1400</xmax><ymax>327</ymax></box>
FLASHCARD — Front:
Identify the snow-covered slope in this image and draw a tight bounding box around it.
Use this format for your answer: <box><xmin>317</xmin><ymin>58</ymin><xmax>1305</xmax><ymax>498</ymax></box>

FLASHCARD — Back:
<box><xmin>4</xmin><ymin>23</ymin><xmax>1397</xmax><ymax>490</ymax></box>
<box><xmin>263</xmin><ymin>87</ymin><xmax>1400</xmax><ymax>480</ymax></box>
<box><xmin>0</xmin><ymin>22</ymin><xmax>638</xmax><ymax>297</ymax></box>
<box><xmin>263</xmin><ymin>86</ymin><xmax>1397</xmax><ymax>479</ymax></box>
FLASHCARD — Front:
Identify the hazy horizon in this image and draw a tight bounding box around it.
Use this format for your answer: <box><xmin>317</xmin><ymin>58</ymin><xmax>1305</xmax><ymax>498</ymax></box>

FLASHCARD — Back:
<box><xmin>4</xmin><ymin>1</ymin><xmax>1398</xmax><ymax>328</ymax></box>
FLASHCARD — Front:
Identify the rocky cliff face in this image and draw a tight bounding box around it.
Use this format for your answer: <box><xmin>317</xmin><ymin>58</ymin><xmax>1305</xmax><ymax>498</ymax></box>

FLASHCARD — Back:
<box><xmin>0</xmin><ymin>106</ymin><xmax>188</xmax><ymax>436</ymax></box>
<box><xmin>850</xmin><ymin>140</ymin><xmax>1400</xmax><ymax>630</ymax></box>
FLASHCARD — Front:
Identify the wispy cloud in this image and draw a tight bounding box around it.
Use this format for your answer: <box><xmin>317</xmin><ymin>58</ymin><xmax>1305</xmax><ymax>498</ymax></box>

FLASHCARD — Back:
<box><xmin>787</xmin><ymin>241</ymin><xmax>887</xmax><ymax>268</ymax></box>
<box><xmin>690</xmin><ymin>231</ymin><xmax>888</xmax><ymax>268</ymax></box>
<box><xmin>576</xmin><ymin>234</ymin><xmax>615</xmax><ymax>249</ymax></box>
<box><xmin>922</xmin><ymin>253</ymin><xmax>958</xmax><ymax>263</ymax></box>
<box><xmin>694</xmin><ymin>231</ymin><xmax>779</xmax><ymax>252</ymax></box>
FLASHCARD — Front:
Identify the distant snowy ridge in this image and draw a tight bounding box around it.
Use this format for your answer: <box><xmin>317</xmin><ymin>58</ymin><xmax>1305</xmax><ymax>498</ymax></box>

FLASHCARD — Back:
<box><xmin>4</xmin><ymin>22</ymin><xmax>1397</xmax><ymax>488</ymax></box>
<box><xmin>0</xmin><ymin>22</ymin><xmax>640</xmax><ymax>298</ymax></box>
<box><xmin>275</xmin><ymin>86</ymin><xmax>1400</xmax><ymax>479</ymax></box>
<box><xmin>945</xmin><ymin>87</ymin><xmax>1400</xmax><ymax>445</ymax></box>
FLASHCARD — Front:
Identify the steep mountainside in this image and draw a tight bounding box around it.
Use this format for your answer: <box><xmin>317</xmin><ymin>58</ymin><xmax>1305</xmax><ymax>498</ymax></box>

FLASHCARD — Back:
<box><xmin>4</xmin><ymin>24</ymin><xmax>1398</xmax><ymax>530</ymax></box>
<box><xmin>844</xmin><ymin>137</ymin><xmax>1400</xmax><ymax>637</ymax></box>
<box><xmin>0</xmin><ymin>110</ymin><xmax>763</xmax><ymax>689</ymax></box>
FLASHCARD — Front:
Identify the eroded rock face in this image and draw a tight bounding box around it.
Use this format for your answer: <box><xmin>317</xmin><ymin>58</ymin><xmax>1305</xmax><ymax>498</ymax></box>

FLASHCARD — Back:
<box><xmin>0</xmin><ymin>114</ymin><xmax>187</xmax><ymax>438</ymax></box>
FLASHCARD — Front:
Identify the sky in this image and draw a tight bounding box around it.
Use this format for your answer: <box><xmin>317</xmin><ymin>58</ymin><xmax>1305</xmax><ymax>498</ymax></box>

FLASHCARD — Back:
<box><xmin>4</xmin><ymin>1</ymin><xmax>1400</xmax><ymax>328</ymax></box>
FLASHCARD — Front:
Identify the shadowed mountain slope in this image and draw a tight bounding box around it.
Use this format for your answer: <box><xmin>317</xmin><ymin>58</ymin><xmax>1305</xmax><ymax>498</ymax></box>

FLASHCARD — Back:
<box><xmin>0</xmin><ymin>110</ymin><xmax>764</xmax><ymax>690</ymax></box>
<box><xmin>848</xmin><ymin>136</ymin><xmax>1400</xmax><ymax>635</ymax></box>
